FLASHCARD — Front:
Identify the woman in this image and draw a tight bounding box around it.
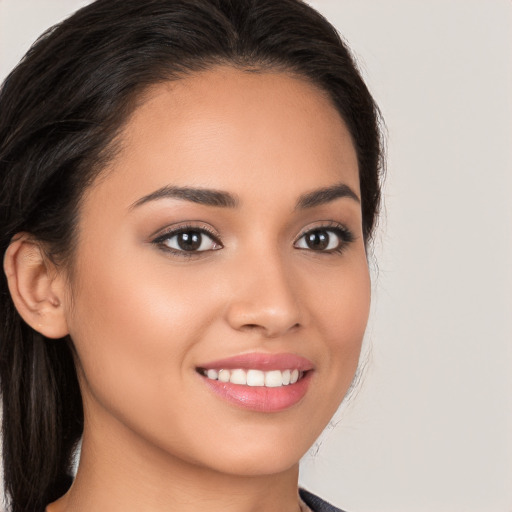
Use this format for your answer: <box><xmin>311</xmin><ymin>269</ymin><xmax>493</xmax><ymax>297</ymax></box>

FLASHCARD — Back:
<box><xmin>0</xmin><ymin>1</ymin><xmax>383</xmax><ymax>511</ymax></box>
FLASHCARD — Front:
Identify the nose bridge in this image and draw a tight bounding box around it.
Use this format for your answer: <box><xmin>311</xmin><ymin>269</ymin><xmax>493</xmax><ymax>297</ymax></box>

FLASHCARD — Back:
<box><xmin>225</xmin><ymin>240</ymin><xmax>302</xmax><ymax>337</ymax></box>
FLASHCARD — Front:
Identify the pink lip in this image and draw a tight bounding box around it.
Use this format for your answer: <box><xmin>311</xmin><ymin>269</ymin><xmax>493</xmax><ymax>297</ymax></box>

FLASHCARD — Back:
<box><xmin>197</xmin><ymin>352</ymin><xmax>314</xmax><ymax>371</ymax></box>
<box><xmin>196</xmin><ymin>352</ymin><xmax>314</xmax><ymax>413</ymax></box>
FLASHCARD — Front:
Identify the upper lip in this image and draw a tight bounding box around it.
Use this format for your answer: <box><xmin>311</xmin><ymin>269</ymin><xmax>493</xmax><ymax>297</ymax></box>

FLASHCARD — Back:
<box><xmin>197</xmin><ymin>352</ymin><xmax>314</xmax><ymax>371</ymax></box>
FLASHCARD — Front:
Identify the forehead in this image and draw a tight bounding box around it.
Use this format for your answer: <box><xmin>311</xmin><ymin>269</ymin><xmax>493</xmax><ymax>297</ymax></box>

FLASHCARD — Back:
<box><xmin>85</xmin><ymin>66</ymin><xmax>359</xmax><ymax>211</ymax></box>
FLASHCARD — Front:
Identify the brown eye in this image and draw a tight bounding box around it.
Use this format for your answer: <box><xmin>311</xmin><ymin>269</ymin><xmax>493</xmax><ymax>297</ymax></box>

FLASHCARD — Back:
<box><xmin>174</xmin><ymin>231</ymin><xmax>203</xmax><ymax>251</ymax></box>
<box><xmin>294</xmin><ymin>226</ymin><xmax>354</xmax><ymax>253</ymax></box>
<box><xmin>303</xmin><ymin>231</ymin><xmax>330</xmax><ymax>250</ymax></box>
<box><xmin>155</xmin><ymin>228</ymin><xmax>221</xmax><ymax>253</ymax></box>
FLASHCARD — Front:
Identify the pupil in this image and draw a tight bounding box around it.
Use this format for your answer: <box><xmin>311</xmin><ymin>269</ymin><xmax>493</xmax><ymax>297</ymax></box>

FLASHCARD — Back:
<box><xmin>178</xmin><ymin>231</ymin><xmax>201</xmax><ymax>251</ymax></box>
<box><xmin>306</xmin><ymin>230</ymin><xmax>329</xmax><ymax>250</ymax></box>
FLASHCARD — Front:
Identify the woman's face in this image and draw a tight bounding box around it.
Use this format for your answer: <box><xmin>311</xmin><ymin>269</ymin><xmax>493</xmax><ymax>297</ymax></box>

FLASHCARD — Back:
<box><xmin>63</xmin><ymin>66</ymin><xmax>370</xmax><ymax>477</ymax></box>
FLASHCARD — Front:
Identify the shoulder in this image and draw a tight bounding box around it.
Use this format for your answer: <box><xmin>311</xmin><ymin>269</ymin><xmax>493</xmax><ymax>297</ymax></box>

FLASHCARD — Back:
<box><xmin>299</xmin><ymin>488</ymin><xmax>348</xmax><ymax>512</ymax></box>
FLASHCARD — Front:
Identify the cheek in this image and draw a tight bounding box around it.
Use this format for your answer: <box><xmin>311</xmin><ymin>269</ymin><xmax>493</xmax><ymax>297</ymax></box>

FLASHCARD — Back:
<box><xmin>312</xmin><ymin>253</ymin><xmax>371</xmax><ymax>383</ymax></box>
<box><xmin>70</xmin><ymin>242</ymin><xmax>214</xmax><ymax>343</ymax></box>
<box><xmin>65</xmin><ymin>246</ymin><xmax>215</xmax><ymax>414</ymax></box>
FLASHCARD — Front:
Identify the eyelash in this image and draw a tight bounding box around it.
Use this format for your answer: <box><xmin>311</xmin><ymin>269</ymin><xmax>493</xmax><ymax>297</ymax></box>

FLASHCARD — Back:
<box><xmin>151</xmin><ymin>222</ymin><xmax>354</xmax><ymax>258</ymax></box>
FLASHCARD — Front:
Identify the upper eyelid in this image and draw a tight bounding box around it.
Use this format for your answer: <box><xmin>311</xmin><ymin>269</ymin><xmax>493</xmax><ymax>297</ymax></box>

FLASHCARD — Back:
<box><xmin>294</xmin><ymin>221</ymin><xmax>352</xmax><ymax>239</ymax></box>
<box><xmin>151</xmin><ymin>223</ymin><xmax>221</xmax><ymax>242</ymax></box>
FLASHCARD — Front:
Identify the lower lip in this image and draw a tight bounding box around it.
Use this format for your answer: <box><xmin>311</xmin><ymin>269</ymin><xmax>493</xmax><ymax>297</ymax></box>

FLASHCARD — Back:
<box><xmin>200</xmin><ymin>372</ymin><xmax>312</xmax><ymax>412</ymax></box>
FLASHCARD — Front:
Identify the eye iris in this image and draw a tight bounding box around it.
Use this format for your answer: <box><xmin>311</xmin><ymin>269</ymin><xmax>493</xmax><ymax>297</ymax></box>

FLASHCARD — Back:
<box><xmin>306</xmin><ymin>230</ymin><xmax>330</xmax><ymax>250</ymax></box>
<box><xmin>178</xmin><ymin>231</ymin><xmax>202</xmax><ymax>251</ymax></box>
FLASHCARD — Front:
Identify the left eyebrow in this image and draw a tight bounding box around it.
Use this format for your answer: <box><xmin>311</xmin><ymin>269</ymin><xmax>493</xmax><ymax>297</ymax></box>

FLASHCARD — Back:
<box><xmin>295</xmin><ymin>183</ymin><xmax>360</xmax><ymax>209</ymax></box>
<box><xmin>130</xmin><ymin>185</ymin><xmax>240</xmax><ymax>210</ymax></box>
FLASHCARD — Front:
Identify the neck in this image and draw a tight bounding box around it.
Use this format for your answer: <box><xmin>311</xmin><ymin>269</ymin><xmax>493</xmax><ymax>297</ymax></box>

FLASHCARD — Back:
<box><xmin>47</xmin><ymin>417</ymin><xmax>303</xmax><ymax>512</ymax></box>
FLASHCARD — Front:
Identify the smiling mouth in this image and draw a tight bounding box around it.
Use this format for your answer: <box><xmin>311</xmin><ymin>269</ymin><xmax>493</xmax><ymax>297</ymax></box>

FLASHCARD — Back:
<box><xmin>196</xmin><ymin>355</ymin><xmax>313</xmax><ymax>412</ymax></box>
<box><xmin>197</xmin><ymin>368</ymin><xmax>306</xmax><ymax>387</ymax></box>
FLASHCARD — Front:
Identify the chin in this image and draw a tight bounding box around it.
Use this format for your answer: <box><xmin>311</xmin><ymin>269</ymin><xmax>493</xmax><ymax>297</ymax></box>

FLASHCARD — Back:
<box><xmin>209</xmin><ymin>451</ymin><xmax>302</xmax><ymax>478</ymax></box>
<box><xmin>181</xmin><ymin>425</ymin><xmax>316</xmax><ymax>478</ymax></box>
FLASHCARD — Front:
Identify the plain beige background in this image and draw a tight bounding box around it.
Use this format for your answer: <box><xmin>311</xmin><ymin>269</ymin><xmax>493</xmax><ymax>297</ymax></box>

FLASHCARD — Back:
<box><xmin>1</xmin><ymin>1</ymin><xmax>511</xmax><ymax>511</ymax></box>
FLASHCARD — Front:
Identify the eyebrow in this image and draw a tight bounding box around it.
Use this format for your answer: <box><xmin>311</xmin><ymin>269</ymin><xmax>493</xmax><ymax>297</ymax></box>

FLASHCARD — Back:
<box><xmin>130</xmin><ymin>182</ymin><xmax>359</xmax><ymax>210</ymax></box>
<box><xmin>130</xmin><ymin>185</ymin><xmax>239</xmax><ymax>209</ymax></box>
<box><xmin>295</xmin><ymin>183</ymin><xmax>360</xmax><ymax>209</ymax></box>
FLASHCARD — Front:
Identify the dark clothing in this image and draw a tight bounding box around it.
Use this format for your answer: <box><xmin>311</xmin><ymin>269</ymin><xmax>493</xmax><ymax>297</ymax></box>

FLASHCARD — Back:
<box><xmin>300</xmin><ymin>488</ymin><xmax>346</xmax><ymax>512</ymax></box>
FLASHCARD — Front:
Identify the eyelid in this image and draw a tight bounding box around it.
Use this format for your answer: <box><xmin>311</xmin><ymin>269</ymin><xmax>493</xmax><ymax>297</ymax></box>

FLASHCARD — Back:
<box><xmin>149</xmin><ymin>221</ymin><xmax>219</xmax><ymax>240</ymax></box>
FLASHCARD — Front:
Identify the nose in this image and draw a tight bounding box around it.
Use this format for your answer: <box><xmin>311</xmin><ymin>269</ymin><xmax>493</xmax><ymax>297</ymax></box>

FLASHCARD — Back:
<box><xmin>224</xmin><ymin>250</ymin><xmax>303</xmax><ymax>338</ymax></box>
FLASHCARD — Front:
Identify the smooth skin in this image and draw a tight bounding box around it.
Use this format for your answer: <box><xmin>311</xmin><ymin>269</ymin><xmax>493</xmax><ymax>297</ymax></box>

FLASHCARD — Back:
<box><xmin>5</xmin><ymin>67</ymin><xmax>370</xmax><ymax>512</ymax></box>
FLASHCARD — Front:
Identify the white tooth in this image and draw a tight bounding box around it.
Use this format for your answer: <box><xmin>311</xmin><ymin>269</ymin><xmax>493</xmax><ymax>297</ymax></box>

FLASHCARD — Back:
<box><xmin>246</xmin><ymin>369</ymin><xmax>265</xmax><ymax>386</ymax></box>
<box><xmin>218</xmin><ymin>369</ymin><xmax>231</xmax><ymax>382</ymax></box>
<box><xmin>206</xmin><ymin>369</ymin><xmax>218</xmax><ymax>380</ymax></box>
<box><xmin>230</xmin><ymin>369</ymin><xmax>247</xmax><ymax>385</ymax></box>
<box><xmin>207</xmin><ymin>368</ymin><xmax>301</xmax><ymax>387</ymax></box>
<box><xmin>265</xmin><ymin>370</ymin><xmax>283</xmax><ymax>387</ymax></box>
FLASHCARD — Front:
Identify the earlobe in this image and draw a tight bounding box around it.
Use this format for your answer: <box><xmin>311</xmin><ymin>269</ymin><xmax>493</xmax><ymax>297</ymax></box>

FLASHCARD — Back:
<box><xmin>3</xmin><ymin>233</ymin><xmax>69</xmax><ymax>339</ymax></box>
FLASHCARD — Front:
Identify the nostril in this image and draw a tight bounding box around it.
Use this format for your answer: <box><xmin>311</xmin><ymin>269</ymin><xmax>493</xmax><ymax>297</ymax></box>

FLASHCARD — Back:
<box><xmin>238</xmin><ymin>324</ymin><xmax>265</xmax><ymax>334</ymax></box>
<box><xmin>225</xmin><ymin>294</ymin><xmax>303</xmax><ymax>337</ymax></box>
<box><xmin>239</xmin><ymin>322</ymin><xmax>301</xmax><ymax>338</ymax></box>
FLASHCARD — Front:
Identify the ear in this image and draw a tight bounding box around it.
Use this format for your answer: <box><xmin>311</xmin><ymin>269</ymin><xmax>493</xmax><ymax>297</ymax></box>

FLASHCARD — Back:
<box><xmin>3</xmin><ymin>233</ymin><xmax>69</xmax><ymax>339</ymax></box>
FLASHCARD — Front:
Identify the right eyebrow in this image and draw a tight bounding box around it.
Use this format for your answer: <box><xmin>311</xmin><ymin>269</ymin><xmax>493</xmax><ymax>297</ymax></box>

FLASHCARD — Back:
<box><xmin>129</xmin><ymin>185</ymin><xmax>240</xmax><ymax>210</ymax></box>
